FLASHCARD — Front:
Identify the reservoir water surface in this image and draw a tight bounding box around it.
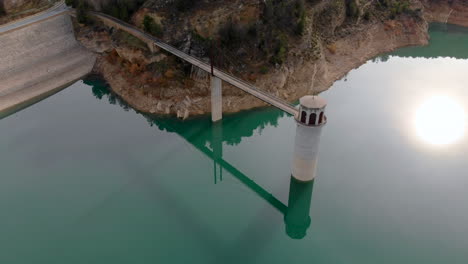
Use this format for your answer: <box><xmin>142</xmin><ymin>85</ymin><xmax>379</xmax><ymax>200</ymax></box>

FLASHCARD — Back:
<box><xmin>1</xmin><ymin>23</ymin><xmax>468</xmax><ymax>263</ymax></box>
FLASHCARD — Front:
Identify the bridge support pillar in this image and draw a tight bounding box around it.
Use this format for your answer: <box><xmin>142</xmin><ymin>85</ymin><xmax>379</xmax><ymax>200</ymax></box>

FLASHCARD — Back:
<box><xmin>291</xmin><ymin>96</ymin><xmax>327</xmax><ymax>182</ymax></box>
<box><xmin>146</xmin><ymin>41</ymin><xmax>159</xmax><ymax>54</ymax></box>
<box><xmin>211</xmin><ymin>76</ymin><xmax>222</xmax><ymax>122</ymax></box>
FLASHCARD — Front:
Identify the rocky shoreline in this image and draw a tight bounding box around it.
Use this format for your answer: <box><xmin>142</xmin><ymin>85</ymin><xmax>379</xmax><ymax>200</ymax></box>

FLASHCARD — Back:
<box><xmin>76</xmin><ymin>0</ymin><xmax>468</xmax><ymax>119</ymax></box>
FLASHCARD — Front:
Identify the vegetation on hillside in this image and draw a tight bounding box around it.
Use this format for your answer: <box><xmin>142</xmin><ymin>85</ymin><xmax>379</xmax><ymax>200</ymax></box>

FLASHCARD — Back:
<box><xmin>375</xmin><ymin>0</ymin><xmax>417</xmax><ymax>18</ymax></box>
<box><xmin>261</xmin><ymin>0</ymin><xmax>307</xmax><ymax>64</ymax></box>
<box><xmin>184</xmin><ymin>0</ymin><xmax>310</xmax><ymax>73</ymax></box>
<box><xmin>346</xmin><ymin>0</ymin><xmax>360</xmax><ymax>18</ymax></box>
<box><xmin>65</xmin><ymin>0</ymin><xmax>90</xmax><ymax>24</ymax></box>
<box><xmin>183</xmin><ymin>0</ymin><xmax>419</xmax><ymax>75</ymax></box>
<box><xmin>173</xmin><ymin>0</ymin><xmax>200</xmax><ymax>12</ymax></box>
<box><xmin>69</xmin><ymin>0</ymin><xmax>423</xmax><ymax>84</ymax></box>
<box><xmin>101</xmin><ymin>0</ymin><xmax>145</xmax><ymax>22</ymax></box>
<box><xmin>0</xmin><ymin>3</ymin><xmax>5</xmax><ymax>17</ymax></box>
<box><xmin>66</xmin><ymin>0</ymin><xmax>146</xmax><ymax>22</ymax></box>
<box><xmin>76</xmin><ymin>1</ymin><xmax>90</xmax><ymax>24</ymax></box>
<box><xmin>143</xmin><ymin>15</ymin><xmax>163</xmax><ymax>38</ymax></box>
<box><xmin>65</xmin><ymin>0</ymin><xmax>80</xmax><ymax>8</ymax></box>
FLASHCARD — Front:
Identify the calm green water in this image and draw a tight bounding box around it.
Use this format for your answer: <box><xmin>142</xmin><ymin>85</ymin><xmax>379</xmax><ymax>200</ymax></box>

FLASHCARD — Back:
<box><xmin>1</xmin><ymin>23</ymin><xmax>468</xmax><ymax>263</ymax></box>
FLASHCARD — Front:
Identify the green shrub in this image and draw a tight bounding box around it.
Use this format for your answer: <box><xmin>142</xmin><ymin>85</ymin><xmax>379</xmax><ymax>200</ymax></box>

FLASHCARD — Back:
<box><xmin>175</xmin><ymin>0</ymin><xmax>199</xmax><ymax>12</ymax></box>
<box><xmin>65</xmin><ymin>0</ymin><xmax>76</xmax><ymax>7</ymax></box>
<box><xmin>0</xmin><ymin>3</ymin><xmax>5</xmax><ymax>16</ymax></box>
<box><xmin>119</xmin><ymin>5</ymin><xmax>129</xmax><ymax>21</ymax></box>
<box><xmin>76</xmin><ymin>1</ymin><xmax>91</xmax><ymax>24</ymax></box>
<box><xmin>377</xmin><ymin>0</ymin><xmax>412</xmax><ymax>18</ymax></box>
<box><xmin>363</xmin><ymin>10</ymin><xmax>371</xmax><ymax>20</ymax></box>
<box><xmin>102</xmin><ymin>0</ymin><xmax>145</xmax><ymax>22</ymax></box>
<box><xmin>110</xmin><ymin>5</ymin><xmax>119</xmax><ymax>18</ymax></box>
<box><xmin>389</xmin><ymin>1</ymin><xmax>411</xmax><ymax>18</ymax></box>
<box><xmin>219</xmin><ymin>20</ymin><xmax>245</xmax><ymax>48</ymax></box>
<box><xmin>262</xmin><ymin>0</ymin><xmax>306</xmax><ymax>36</ymax></box>
<box><xmin>259</xmin><ymin>65</ymin><xmax>269</xmax><ymax>74</ymax></box>
<box><xmin>296</xmin><ymin>11</ymin><xmax>306</xmax><ymax>35</ymax></box>
<box><xmin>247</xmin><ymin>24</ymin><xmax>258</xmax><ymax>38</ymax></box>
<box><xmin>347</xmin><ymin>0</ymin><xmax>359</xmax><ymax>18</ymax></box>
<box><xmin>270</xmin><ymin>34</ymin><xmax>288</xmax><ymax>65</ymax></box>
<box><xmin>294</xmin><ymin>0</ymin><xmax>306</xmax><ymax>35</ymax></box>
<box><xmin>378</xmin><ymin>0</ymin><xmax>391</xmax><ymax>8</ymax></box>
<box><xmin>143</xmin><ymin>15</ymin><xmax>163</xmax><ymax>38</ymax></box>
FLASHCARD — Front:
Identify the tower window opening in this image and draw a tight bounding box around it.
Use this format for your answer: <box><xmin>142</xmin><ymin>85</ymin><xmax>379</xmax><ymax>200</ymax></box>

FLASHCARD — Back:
<box><xmin>319</xmin><ymin>112</ymin><xmax>324</xmax><ymax>124</ymax></box>
<box><xmin>300</xmin><ymin>111</ymin><xmax>307</xmax><ymax>123</ymax></box>
<box><xmin>309</xmin><ymin>113</ymin><xmax>317</xmax><ymax>125</ymax></box>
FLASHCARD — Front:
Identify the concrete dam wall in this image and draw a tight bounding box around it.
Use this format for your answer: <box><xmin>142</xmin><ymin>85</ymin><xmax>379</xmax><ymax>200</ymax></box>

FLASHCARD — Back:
<box><xmin>0</xmin><ymin>11</ymin><xmax>96</xmax><ymax>116</ymax></box>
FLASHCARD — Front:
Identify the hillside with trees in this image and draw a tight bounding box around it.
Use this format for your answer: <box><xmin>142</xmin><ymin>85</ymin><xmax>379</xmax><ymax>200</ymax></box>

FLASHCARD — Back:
<box><xmin>66</xmin><ymin>0</ymin><xmax>456</xmax><ymax>117</ymax></box>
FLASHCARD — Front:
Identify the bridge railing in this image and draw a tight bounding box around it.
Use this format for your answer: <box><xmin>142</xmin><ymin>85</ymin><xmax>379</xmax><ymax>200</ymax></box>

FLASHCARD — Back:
<box><xmin>91</xmin><ymin>12</ymin><xmax>299</xmax><ymax>116</ymax></box>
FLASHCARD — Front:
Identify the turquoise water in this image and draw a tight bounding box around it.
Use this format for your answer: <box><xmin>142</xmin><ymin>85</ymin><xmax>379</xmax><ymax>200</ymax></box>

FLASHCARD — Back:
<box><xmin>1</xmin><ymin>23</ymin><xmax>468</xmax><ymax>263</ymax></box>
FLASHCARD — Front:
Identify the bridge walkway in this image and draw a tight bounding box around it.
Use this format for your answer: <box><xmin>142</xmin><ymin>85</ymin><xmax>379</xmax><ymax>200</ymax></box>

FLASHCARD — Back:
<box><xmin>91</xmin><ymin>12</ymin><xmax>299</xmax><ymax>117</ymax></box>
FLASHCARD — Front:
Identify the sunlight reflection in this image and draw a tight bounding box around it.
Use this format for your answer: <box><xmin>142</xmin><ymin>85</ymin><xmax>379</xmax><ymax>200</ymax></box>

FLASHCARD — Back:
<box><xmin>414</xmin><ymin>96</ymin><xmax>466</xmax><ymax>146</ymax></box>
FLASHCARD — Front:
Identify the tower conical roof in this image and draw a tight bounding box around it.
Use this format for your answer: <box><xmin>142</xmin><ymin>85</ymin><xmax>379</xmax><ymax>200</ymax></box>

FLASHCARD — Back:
<box><xmin>299</xmin><ymin>96</ymin><xmax>327</xmax><ymax>109</ymax></box>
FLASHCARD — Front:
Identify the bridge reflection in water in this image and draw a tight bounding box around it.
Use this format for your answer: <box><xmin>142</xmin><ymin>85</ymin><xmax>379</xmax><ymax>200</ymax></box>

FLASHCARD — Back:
<box><xmin>90</xmin><ymin>78</ymin><xmax>317</xmax><ymax>239</ymax></box>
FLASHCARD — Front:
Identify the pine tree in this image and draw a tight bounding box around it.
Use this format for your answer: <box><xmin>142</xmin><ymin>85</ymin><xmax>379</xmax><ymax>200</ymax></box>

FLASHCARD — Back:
<box><xmin>0</xmin><ymin>2</ymin><xmax>6</xmax><ymax>16</ymax></box>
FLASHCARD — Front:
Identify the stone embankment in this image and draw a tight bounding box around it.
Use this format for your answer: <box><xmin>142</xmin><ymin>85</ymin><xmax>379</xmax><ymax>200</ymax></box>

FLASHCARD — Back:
<box><xmin>0</xmin><ymin>12</ymin><xmax>96</xmax><ymax>116</ymax></box>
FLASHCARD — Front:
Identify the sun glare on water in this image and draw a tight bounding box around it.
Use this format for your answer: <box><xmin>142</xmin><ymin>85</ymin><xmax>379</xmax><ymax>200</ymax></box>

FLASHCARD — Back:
<box><xmin>414</xmin><ymin>96</ymin><xmax>466</xmax><ymax>146</ymax></box>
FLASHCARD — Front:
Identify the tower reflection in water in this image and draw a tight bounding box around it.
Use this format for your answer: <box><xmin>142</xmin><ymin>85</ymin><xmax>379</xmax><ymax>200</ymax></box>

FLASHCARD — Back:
<box><xmin>90</xmin><ymin>81</ymin><xmax>318</xmax><ymax>240</ymax></box>
<box><xmin>285</xmin><ymin>176</ymin><xmax>314</xmax><ymax>239</ymax></box>
<box><xmin>210</xmin><ymin>119</ymin><xmax>316</xmax><ymax>240</ymax></box>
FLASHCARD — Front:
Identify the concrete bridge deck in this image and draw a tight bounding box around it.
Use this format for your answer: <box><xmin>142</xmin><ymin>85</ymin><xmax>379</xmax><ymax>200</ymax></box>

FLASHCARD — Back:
<box><xmin>92</xmin><ymin>12</ymin><xmax>299</xmax><ymax>117</ymax></box>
